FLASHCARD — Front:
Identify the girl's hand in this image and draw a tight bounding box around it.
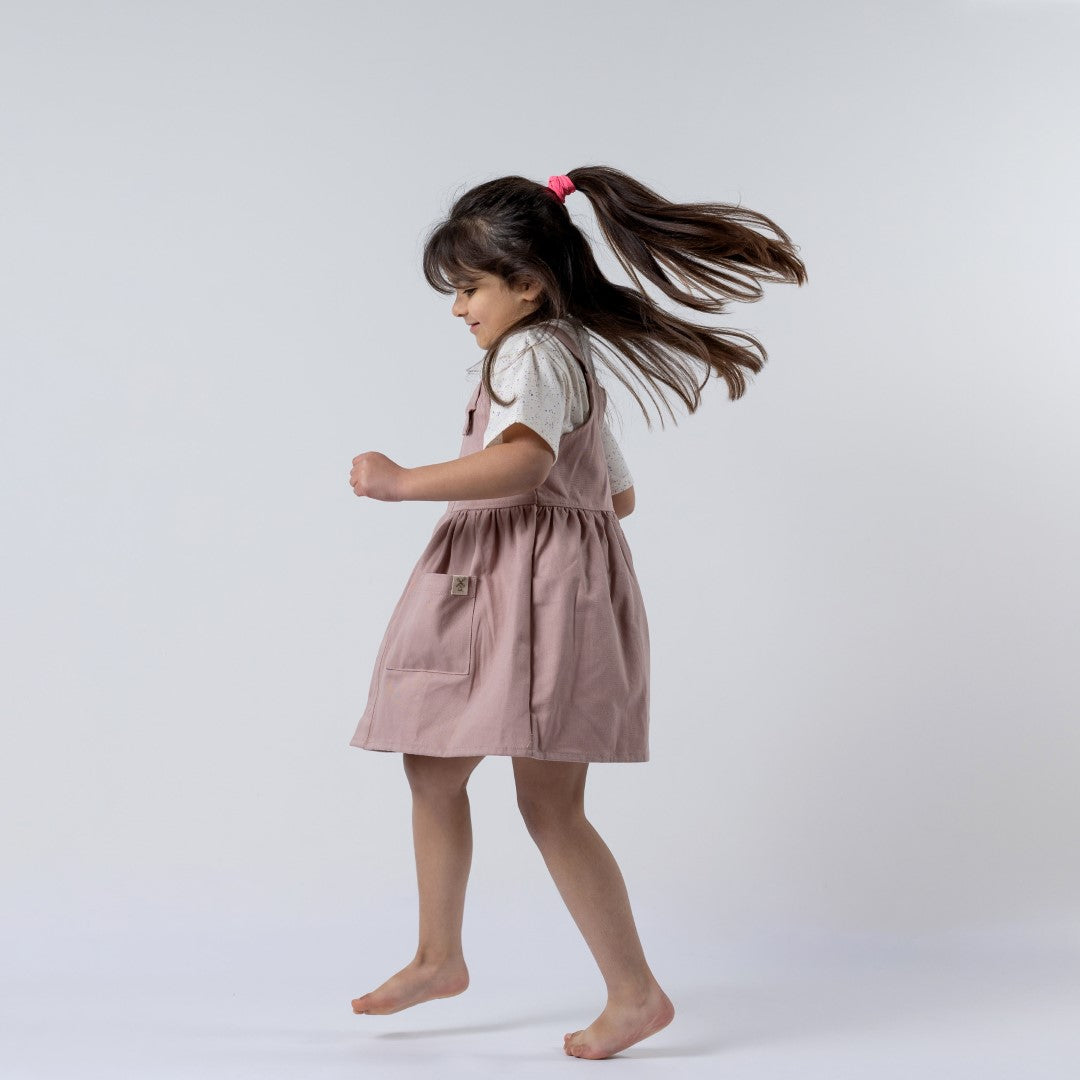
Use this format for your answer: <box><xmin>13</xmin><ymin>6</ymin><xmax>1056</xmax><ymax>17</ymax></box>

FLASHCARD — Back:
<box><xmin>349</xmin><ymin>451</ymin><xmax>406</xmax><ymax>502</ymax></box>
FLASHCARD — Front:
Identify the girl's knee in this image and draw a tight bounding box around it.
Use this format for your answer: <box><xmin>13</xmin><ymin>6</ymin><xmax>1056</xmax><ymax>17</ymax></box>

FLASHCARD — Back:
<box><xmin>516</xmin><ymin>795</ymin><xmax>586</xmax><ymax>838</ymax></box>
<box><xmin>514</xmin><ymin>765</ymin><xmax>588</xmax><ymax>835</ymax></box>
<box><xmin>402</xmin><ymin>752</ymin><xmax>483</xmax><ymax>796</ymax></box>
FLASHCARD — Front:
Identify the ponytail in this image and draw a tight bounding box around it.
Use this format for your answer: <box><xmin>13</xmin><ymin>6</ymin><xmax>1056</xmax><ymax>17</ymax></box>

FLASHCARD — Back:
<box><xmin>423</xmin><ymin>164</ymin><xmax>807</xmax><ymax>426</ymax></box>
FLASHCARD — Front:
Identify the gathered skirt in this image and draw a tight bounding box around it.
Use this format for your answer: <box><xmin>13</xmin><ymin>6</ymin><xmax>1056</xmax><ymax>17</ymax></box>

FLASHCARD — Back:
<box><xmin>349</xmin><ymin>502</ymin><xmax>650</xmax><ymax>763</ymax></box>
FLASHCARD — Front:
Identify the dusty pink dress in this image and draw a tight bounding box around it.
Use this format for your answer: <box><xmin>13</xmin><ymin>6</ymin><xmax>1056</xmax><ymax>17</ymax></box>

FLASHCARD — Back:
<box><xmin>349</xmin><ymin>320</ymin><xmax>650</xmax><ymax>762</ymax></box>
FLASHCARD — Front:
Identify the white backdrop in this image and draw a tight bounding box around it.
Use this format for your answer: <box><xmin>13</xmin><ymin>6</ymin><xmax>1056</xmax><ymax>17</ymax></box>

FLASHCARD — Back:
<box><xmin>2</xmin><ymin>1</ymin><xmax>1077</xmax><ymax>1077</ymax></box>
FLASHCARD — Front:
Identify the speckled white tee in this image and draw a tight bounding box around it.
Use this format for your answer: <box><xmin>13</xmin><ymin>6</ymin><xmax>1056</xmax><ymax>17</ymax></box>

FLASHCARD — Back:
<box><xmin>464</xmin><ymin>321</ymin><xmax>634</xmax><ymax>495</ymax></box>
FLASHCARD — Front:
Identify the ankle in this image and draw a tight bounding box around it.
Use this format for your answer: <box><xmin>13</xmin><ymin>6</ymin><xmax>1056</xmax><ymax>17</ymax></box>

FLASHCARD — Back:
<box><xmin>606</xmin><ymin>976</ymin><xmax>660</xmax><ymax>1007</ymax></box>
<box><xmin>413</xmin><ymin>947</ymin><xmax>464</xmax><ymax>969</ymax></box>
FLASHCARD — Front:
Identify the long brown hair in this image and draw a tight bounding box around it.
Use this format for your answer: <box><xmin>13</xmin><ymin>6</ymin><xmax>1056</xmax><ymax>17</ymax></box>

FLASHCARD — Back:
<box><xmin>421</xmin><ymin>165</ymin><xmax>807</xmax><ymax>426</ymax></box>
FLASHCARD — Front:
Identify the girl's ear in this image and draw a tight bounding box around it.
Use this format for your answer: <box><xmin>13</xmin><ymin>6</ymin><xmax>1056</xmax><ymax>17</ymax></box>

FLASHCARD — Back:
<box><xmin>516</xmin><ymin>276</ymin><xmax>543</xmax><ymax>303</ymax></box>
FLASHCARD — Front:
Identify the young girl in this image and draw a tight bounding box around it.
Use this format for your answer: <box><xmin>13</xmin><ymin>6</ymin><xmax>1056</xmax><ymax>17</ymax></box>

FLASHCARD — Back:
<box><xmin>346</xmin><ymin>165</ymin><xmax>806</xmax><ymax>1059</ymax></box>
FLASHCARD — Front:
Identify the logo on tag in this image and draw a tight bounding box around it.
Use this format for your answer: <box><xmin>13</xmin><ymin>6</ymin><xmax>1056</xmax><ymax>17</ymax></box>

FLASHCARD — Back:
<box><xmin>450</xmin><ymin>575</ymin><xmax>470</xmax><ymax>595</ymax></box>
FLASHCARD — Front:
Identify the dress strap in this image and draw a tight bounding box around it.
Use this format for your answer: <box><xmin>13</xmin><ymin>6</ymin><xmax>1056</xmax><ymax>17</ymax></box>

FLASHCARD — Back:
<box><xmin>462</xmin><ymin>379</ymin><xmax>482</xmax><ymax>435</ymax></box>
<box><xmin>548</xmin><ymin>322</ymin><xmax>599</xmax><ymax>427</ymax></box>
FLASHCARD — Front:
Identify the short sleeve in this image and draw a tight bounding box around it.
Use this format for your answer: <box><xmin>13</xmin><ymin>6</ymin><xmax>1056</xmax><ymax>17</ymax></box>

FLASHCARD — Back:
<box><xmin>482</xmin><ymin>336</ymin><xmax>574</xmax><ymax>463</ymax></box>
<box><xmin>600</xmin><ymin>414</ymin><xmax>634</xmax><ymax>494</ymax></box>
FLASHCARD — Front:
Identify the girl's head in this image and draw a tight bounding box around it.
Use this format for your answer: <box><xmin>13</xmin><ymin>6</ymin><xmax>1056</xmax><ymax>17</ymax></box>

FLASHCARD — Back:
<box><xmin>425</xmin><ymin>174</ymin><xmax>588</xmax><ymax>352</ymax></box>
<box><xmin>422</xmin><ymin>165</ymin><xmax>807</xmax><ymax>424</ymax></box>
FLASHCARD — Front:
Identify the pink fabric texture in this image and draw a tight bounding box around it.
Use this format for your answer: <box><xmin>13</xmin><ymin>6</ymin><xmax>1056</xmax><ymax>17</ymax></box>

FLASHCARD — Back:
<box><xmin>547</xmin><ymin>174</ymin><xmax>576</xmax><ymax>202</ymax></box>
<box><xmin>349</xmin><ymin>318</ymin><xmax>650</xmax><ymax>762</ymax></box>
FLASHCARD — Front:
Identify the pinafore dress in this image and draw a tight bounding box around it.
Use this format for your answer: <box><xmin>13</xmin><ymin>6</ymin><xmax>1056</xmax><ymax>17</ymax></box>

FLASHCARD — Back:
<box><xmin>348</xmin><ymin>320</ymin><xmax>650</xmax><ymax>762</ymax></box>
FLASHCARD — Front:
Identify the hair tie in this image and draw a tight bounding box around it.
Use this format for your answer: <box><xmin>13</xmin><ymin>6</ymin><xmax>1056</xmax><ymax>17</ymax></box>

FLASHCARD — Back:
<box><xmin>547</xmin><ymin>174</ymin><xmax>576</xmax><ymax>203</ymax></box>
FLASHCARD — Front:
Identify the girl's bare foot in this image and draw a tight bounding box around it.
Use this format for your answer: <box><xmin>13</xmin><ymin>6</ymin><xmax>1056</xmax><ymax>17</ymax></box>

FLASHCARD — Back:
<box><xmin>563</xmin><ymin>983</ymin><xmax>675</xmax><ymax>1059</ymax></box>
<box><xmin>351</xmin><ymin>956</ymin><xmax>469</xmax><ymax>1015</ymax></box>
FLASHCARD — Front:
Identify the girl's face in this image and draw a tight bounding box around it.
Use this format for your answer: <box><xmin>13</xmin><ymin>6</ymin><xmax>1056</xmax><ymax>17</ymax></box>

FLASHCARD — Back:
<box><xmin>451</xmin><ymin>271</ymin><xmax>542</xmax><ymax>349</ymax></box>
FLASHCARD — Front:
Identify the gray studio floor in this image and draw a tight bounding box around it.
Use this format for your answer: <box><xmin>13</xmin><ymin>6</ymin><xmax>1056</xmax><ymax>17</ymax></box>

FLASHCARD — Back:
<box><xmin>4</xmin><ymin>903</ymin><xmax>1078</xmax><ymax>1079</ymax></box>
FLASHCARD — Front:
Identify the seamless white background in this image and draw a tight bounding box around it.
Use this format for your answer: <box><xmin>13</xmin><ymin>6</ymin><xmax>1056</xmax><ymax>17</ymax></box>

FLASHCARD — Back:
<box><xmin>2</xmin><ymin>1</ymin><xmax>1077</xmax><ymax>1077</ymax></box>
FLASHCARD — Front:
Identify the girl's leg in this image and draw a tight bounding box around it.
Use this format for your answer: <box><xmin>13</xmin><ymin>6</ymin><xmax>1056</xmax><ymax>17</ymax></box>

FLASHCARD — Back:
<box><xmin>512</xmin><ymin>756</ymin><xmax>675</xmax><ymax>1059</ymax></box>
<box><xmin>351</xmin><ymin>752</ymin><xmax>485</xmax><ymax>1015</ymax></box>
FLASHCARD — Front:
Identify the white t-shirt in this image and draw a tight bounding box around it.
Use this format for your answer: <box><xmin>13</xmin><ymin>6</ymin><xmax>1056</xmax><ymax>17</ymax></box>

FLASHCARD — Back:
<box><xmin>464</xmin><ymin>321</ymin><xmax>634</xmax><ymax>495</ymax></box>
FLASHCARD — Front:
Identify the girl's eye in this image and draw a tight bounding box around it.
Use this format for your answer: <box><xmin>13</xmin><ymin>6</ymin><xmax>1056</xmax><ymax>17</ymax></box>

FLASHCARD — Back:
<box><xmin>464</xmin><ymin>288</ymin><xmax>476</xmax><ymax>296</ymax></box>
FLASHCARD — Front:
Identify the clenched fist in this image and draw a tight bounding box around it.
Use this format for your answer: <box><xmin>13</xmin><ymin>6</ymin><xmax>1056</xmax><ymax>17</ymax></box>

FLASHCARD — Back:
<box><xmin>349</xmin><ymin>451</ymin><xmax>406</xmax><ymax>502</ymax></box>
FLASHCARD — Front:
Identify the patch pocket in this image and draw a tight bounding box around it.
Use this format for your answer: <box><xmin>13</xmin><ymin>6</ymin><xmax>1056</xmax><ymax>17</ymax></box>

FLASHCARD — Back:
<box><xmin>384</xmin><ymin>571</ymin><xmax>477</xmax><ymax>675</ymax></box>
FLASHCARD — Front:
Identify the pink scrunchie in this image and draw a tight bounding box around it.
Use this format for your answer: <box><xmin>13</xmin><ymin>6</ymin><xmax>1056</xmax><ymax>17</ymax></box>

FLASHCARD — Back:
<box><xmin>547</xmin><ymin>174</ymin><xmax>576</xmax><ymax>203</ymax></box>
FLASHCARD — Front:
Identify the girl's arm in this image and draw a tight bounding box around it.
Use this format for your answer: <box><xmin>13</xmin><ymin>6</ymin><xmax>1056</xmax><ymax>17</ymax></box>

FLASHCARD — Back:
<box><xmin>396</xmin><ymin>422</ymin><xmax>554</xmax><ymax>501</ymax></box>
<box><xmin>612</xmin><ymin>486</ymin><xmax>635</xmax><ymax>519</ymax></box>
